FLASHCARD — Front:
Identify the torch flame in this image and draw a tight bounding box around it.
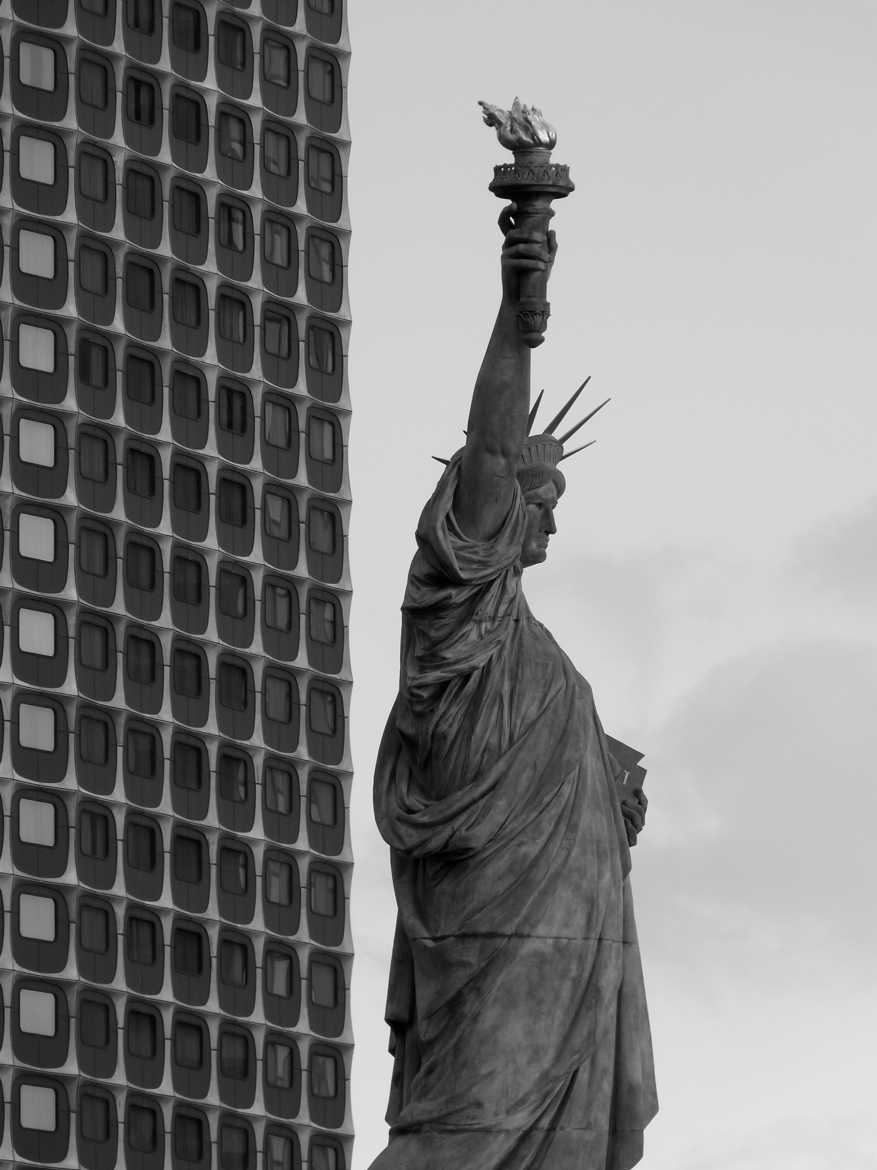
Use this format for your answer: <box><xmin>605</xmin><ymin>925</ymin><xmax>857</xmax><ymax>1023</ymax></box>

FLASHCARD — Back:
<box><xmin>479</xmin><ymin>97</ymin><xmax>557</xmax><ymax>151</ymax></box>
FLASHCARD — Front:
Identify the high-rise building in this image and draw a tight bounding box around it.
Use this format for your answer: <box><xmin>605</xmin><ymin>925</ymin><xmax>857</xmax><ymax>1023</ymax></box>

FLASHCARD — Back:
<box><xmin>0</xmin><ymin>2</ymin><xmax>352</xmax><ymax>1169</ymax></box>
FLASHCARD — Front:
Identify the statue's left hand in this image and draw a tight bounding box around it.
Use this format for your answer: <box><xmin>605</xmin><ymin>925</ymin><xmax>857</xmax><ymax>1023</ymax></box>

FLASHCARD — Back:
<box><xmin>621</xmin><ymin>788</ymin><xmax>647</xmax><ymax>847</ymax></box>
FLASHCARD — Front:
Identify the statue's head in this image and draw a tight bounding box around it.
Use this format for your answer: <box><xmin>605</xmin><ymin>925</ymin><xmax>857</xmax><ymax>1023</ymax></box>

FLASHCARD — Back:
<box><xmin>515</xmin><ymin>383</ymin><xmax>609</xmax><ymax>568</ymax></box>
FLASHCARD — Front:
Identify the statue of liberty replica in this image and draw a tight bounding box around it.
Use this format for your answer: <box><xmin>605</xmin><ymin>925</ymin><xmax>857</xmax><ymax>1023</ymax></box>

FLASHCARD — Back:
<box><xmin>369</xmin><ymin>100</ymin><xmax>658</xmax><ymax>1170</ymax></box>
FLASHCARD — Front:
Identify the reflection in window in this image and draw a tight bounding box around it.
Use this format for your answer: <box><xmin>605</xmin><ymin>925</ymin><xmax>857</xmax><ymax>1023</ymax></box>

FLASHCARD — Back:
<box><xmin>19</xmin><ymin>891</ymin><xmax>57</xmax><ymax>941</ymax></box>
<box><xmin>263</xmin><ymin>127</ymin><xmax>291</xmax><ymax>176</ymax></box>
<box><xmin>309</xmin><ymin>416</ymin><xmax>337</xmax><ymax>463</ymax></box>
<box><xmin>265</xmin><ymin>583</ymin><xmax>294</xmax><ymax>632</ymax></box>
<box><xmin>263</xmin><ymin>40</ymin><xmax>291</xmax><ymax>86</ymax></box>
<box><xmin>264</xmin><ymin>492</ymin><xmax>291</xmax><ymax>540</ymax></box>
<box><xmin>220</xmin><ymin>845</ymin><xmax>249</xmax><ymax>895</ymax></box>
<box><xmin>18</xmin><ymin>418</ymin><xmax>56</xmax><ymax>467</ymax></box>
<box><xmin>265</xmin><ymin>858</ymin><xmax>293</xmax><ymax>905</ymax></box>
<box><xmin>308</xmin><ymin>145</ymin><xmax>336</xmax><ymax>194</ymax></box>
<box><xmin>18</xmin><ymin>702</ymin><xmax>56</xmax><ymax>751</ymax></box>
<box><xmin>310</xmin><ymin>1051</ymin><xmax>338</xmax><ymax>1098</ymax></box>
<box><xmin>307</xmin><ymin>56</ymin><xmax>335</xmax><ymax>104</ymax></box>
<box><xmin>266</xmin><ymin>951</ymin><xmax>292</xmax><ymax>997</ymax></box>
<box><xmin>309</xmin><ymin>597</ymin><xmax>337</xmax><ymax>646</ymax></box>
<box><xmin>309</xmin><ymin>505</ymin><xmax>338</xmax><ymax>555</ymax></box>
<box><xmin>264</xmin><ymin>311</ymin><xmax>291</xmax><ymax>358</ymax></box>
<box><xmin>264</xmin><ymin>220</ymin><xmax>292</xmax><ymax>267</ymax></box>
<box><xmin>265</xmin><ymin>765</ymin><xmax>294</xmax><ymax>814</ymax></box>
<box><xmin>19</xmin><ymin>135</ymin><xmax>55</xmax><ymax>184</ymax></box>
<box><xmin>19</xmin><ymin>1082</ymin><xmax>57</xmax><ymax>1130</ymax></box>
<box><xmin>219</xmin><ymin>754</ymin><xmax>249</xmax><ymax>804</ymax></box>
<box><xmin>309</xmin><ymin>235</ymin><xmax>336</xmax><ymax>284</ymax></box>
<box><xmin>19</xmin><ymin>229</ymin><xmax>56</xmax><ymax>279</ymax></box>
<box><xmin>218</xmin><ymin>203</ymin><xmax>246</xmax><ymax>252</ymax></box>
<box><xmin>267</xmin><ymin>1133</ymin><xmax>296</xmax><ymax>1170</ymax></box>
<box><xmin>309</xmin><ymin>324</ymin><xmax>337</xmax><ymax>374</ymax></box>
<box><xmin>19</xmin><ymin>323</ymin><xmax>56</xmax><ymax>373</ymax></box>
<box><xmin>265</xmin><ymin>674</ymin><xmax>293</xmax><ymax>723</ymax></box>
<box><xmin>218</xmin><ymin>112</ymin><xmax>246</xmax><ymax>161</ymax></box>
<box><xmin>19</xmin><ymin>41</ymin><xmax>56</xmax><ymax>91</ymax></box>
<box><xmin>266</xmin><ymin>1040</ymin><xmax>294</xmax><ymax>1087</ymax></box>
<box><xmin>19</xmin><ymin>512</ymin><xmax>56</xmax><ymax>561</ymax></box>
<box><xmin>19</xmin><ymin>796</ymin><xmax>57</xmax><ymax>846</ymax></box>
<box><xmin>19</xmin><ymin>987</ymin><xmax>57</xmax><ymax>1035</ymax></box>
<box><xmin>218</xmin><ymin>295</ymin><xmax>246</xmax><ymax>343</ymax></box>
<box><xmin>310</xmin><ymin>687</ymin><xmax>338</xmax><ymax>736</ymax></box>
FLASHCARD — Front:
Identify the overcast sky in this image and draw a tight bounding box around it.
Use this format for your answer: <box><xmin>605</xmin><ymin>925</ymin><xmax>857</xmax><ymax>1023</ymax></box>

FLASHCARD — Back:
<box><xmin>343</xmin><ymin>2</ymin><xmax>877</xmax><ymax>1167</ymax></box>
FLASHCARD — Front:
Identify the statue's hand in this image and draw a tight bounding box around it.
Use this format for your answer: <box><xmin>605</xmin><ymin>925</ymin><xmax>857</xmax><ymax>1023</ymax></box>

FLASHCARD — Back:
<box><xmin>621</xmin><ymin>788</ymin><xmax>647</xmax><ymax>847</ymax></box>
<box><xmin>499</xmin><ymin>204</ymin><xmax>556</xmax><ymax>305</ymax></box>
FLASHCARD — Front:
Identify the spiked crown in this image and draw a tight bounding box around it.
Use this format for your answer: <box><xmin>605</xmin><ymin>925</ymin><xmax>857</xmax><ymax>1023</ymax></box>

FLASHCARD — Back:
<box><xmin>434</xmin><ymin>377</ymin><xmax>609</xmax><ymax>497</ymax></box>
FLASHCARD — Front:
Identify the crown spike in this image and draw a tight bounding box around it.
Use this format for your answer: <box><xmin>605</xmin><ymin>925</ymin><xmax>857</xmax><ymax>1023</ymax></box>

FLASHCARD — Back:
<box><xmin>559</xmin><ymin>439</ymin><xmax>596</xmax><ymax>462</ymax></box>
<box><xmin>432</xmin><ymin>456</ymin><xmax>450</xmax><ymax>465</ymax></box>
<box><xmin>543</xmin><ymin>376</ymin><xmax>591</xmax><ymax>435</ymax></box>
<box><xmin>556</xmin><ymin>397</ymin><xmax>611</xmax><ymax>446</ymax></box>
<box><xmin>527</xmin><ymin>389</ymin><xmax>545</xmax><ymax>434</ymax></box>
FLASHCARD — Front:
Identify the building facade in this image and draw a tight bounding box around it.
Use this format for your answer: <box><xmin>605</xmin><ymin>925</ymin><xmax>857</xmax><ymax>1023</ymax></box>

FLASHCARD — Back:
<box><xmin>0</xmin><ymin>2</ymin><xmax>352</xmax><ymax>1169</ymax></box>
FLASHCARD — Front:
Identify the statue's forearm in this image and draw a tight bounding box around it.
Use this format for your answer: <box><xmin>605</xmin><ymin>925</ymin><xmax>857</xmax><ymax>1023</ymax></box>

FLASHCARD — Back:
<box><xmin>466</xmin><ymin>299</ymin><xmax>531</xmax><ymax>460</ymax></box>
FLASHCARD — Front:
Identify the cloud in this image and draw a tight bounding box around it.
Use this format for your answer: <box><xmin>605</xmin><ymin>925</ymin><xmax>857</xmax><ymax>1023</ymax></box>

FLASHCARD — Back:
<box><xmin>635</xmin><ymin>637</ymin><xmax>877</xmax><ymax>974</ymax></box>
<box><xmin>787</xmin><ymin>496</ymin><xmax>877</xmax><ymax>607</ymax></box>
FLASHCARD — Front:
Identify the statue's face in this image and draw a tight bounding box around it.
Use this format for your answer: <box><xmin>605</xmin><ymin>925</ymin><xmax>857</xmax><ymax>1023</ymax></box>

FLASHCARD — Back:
<box><xmin>521</xmin><ymin>482</ymin><xmax>558</xmax><ymax>567</ymax></box>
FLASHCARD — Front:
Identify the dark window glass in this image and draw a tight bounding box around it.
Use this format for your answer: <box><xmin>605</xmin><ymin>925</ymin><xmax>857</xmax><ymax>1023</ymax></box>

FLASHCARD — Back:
<box><xmin>266</xmin><ymin>1040</ymin><xmax>295</xmax><ymax>1087</ymax></box>
<box><xmin>263</xmin><ymin>40</ymin><xmax>291</xmax><ymax>86</ymax></box>
<box><xmin>218</xmin><ymin>662</ymin><xmax>247</xmax><ymax>710</ymax></box>
<box><xmin>127</xmin><ymin>727</ymin><xmax>157</xmax><ymax>777</ymax></box>
<box><xmin>127</xmin><ymin>821</ymin><xmax>158</xmax><ymax>870</ymax></box>
<box><xmin>219</xmin><ymin>754</ymin><xmax>249</xmax><ymax>804</ymax></box>
<box><xmin>218</xmin><ymin>112</ymin><xmax>246</xmax><ymax>161</ymax></box>
<box><xmin>218</xmin><ymin>203</ymin><xmax>246</xmax><ymax>252</ymax></box>
<box><xmin>127</xmin><ymin>447</ymin><xmax>157</xmax><ymax>497</ymax></box>
<box><xmin>173</xmin><ymin>555</ymin><xmax>203</xmax><ymax>604</ymax></box>
<box><xmin>263</xmin><ymin>491</ymin><xmax>291</xmax><ymax>540</ymax></box>
<box><xmin>80</xmin><ymin>58</ymin><xmax>109</xmax><ymax>109</ymax></box>
<box><xmin>219</xmin><ymin>383</ymin><xmax>248</xmax><ymax>432</ymax></box>
<box><xmin>309</xmin><ymin>506</ymin><xmax>338</xmax><ymax>555</ymax></box>
<box><xmin>126</xmin><ymin>540</ymin><xmax>157</xmax><ymax>589</ymax></box>
<box><xmin>126</xmin><ymin>169</ymin><xmax>156</xmax><ymax>218</ymax></box>
<box><xmin>173</xmin><ymin>186</ymin><xmax>201</xmax><ymax>235</ymax></box>
<box><xmin>219</xmin><ymin>479</ymin><xmax>247</xmax><ymax>526</ymax></box>
<box><xmin>172</xmin><ymin>739</ymin><xmax>204</xmax><ymax>790</ymax></box>
<box><xmin>127</xmin><ymin>353</ymin><xmax>156</xmax><ymax>404</ymax></box>
<box><xmin>220</xmin><ymin>940</ymin><xmax>247</xmax><ymax>986</ymax></box>
<box><xmin>263</xmin><ymin>128</ymin><xmax>291</xmax><ymax>176</ymax></box>
<box><xmin>264</xmin><ymin>220</ymin><xmax>292</xmax><ymax>268</ymax></box>
<box><xmin>218</xmin><ymin>568</ymin><xmax>247</xmax><ymax>617</ymax></box>
<box><xmin>127</xmin><ymin>77</ymin><xmax>156</xmax><ymax>125</ymax></box>
<box><xmin>173</xmin><ymin>463</ymin><xmax>202</xmax><ymax>511</ymax></box>
<box><xmin>172</xmin><ymin>92</ymin><xmax>200</xmax><ymax>143</ymax></box>
<box><xmin>127</xmin><ymin>915</ymin><xmax>157</xmax><ymax>964</ymax></box>
<box><xmin>173</xmin><ymin>648</ymin><xmax>202</xmax><ymax>698</ymax></box>
<box><xmin>217</xmin><ymin>21</ymin><xmax>246</xmax><ymax>69</ymax></box>
<box><xmin>80</xmin><ymin>998</ymin><xmax>110</xmax><ymax>1047</ymax></box>
<box><xmin>265</xmin><ymin>765</ymin><xmax>294</xmax><ymax>814</ymax></box>
<box><xmin>80</xmin><ymin>621</ymin><xmax>109</xmax><ymax>670</ymax></box>
<box><xmin>80</xmin><ymin>807</ymin><xmax>111</xmax><ymax>858</ymax></box>
<box><xmin>218</xmin><ymin>294</ymin><xmax>246</xmax><ymax>342</ymax></box>
<box><xmin>309</xmin><ymin>234</ymin><xmax>336</xmax><ymax>285</ymax></box>
<box><xmin>81</xmin><ymin>432</ymin><xmax>110</xmax><ymax>482</ymax></box>
<box><xmin>79</xmin><ymin>338</ymin><xmax>110</xmax><ymax>389</ymax></box>
<box><xmin>172</xmin><ymin>5</ymin><xmax>201</xmax><ymax>52</ymax></box>
<box><xmin>173</xmin><ymin>927</ymin><xmax>204</xmax><ymax>975</ymax></box>
<box><xmin>127</xmin><ymin>0</ymin><xmax>156</xmax><ymax>33</ymax></box>
<box><xmin>309</xmin><ymin>324</ymin><xmax>337</xmax><ymax>374</ymax></box>
<box><xmin>80</xmin><ymin>714</ymin><xmax>110</xmax><ymax>765</ymax></box>
<box><xmin>265</xmin><ymin>583</ymin><xmax>294</xmax><ymax>632</ymax></box>
<box><xmin>220</xmin><ymin>845</ymin><xmax>249</xmax><ymax>894</ymax></box>
<box><xmin>307</xmin><ymin>56</ymin><xmax>335</xmax><ymax>104</ymax></box>
<box><xmin>126</xmin><ymin>634</ymin><xmax>157</xmax><ymax>685</ymax></box>
<box><xmin>80</xmin><ymin>1092</ymin><xmax>110</xmax><ymax>1142</ymax></box>
<box><xmin>174</xmin><ymin>1020</ymin><xmax>203</xmax><ymax>1067</ymax></box>
<box><xmin>81</xmin><ymin>903</ymin><xmax>110</xmax><ymax>953</ymax></box>
<box><xmin>265</xmin><ymin>674</ymin><xmax>292</xmax><ymax>723</ymax></box>
<box><xmin>309</xmin><ymin>597</ymin><xmax>337</xmax><ymax>645</ymax></box>
<box><xmin>128</xmin><ymin>1103</ymin><xmax>158</xmax><ymax>1153</ymax></box>
<box><xmin>172</xmin><ymin>277</ymin><xmax>202</xmax><ymax>328</ymax></box>
<box><xmin>308</xmin><ymin>145</ymin><xmax>336</xmax><ymax>194</ymax></box>
<box><xmin>128</xmin><ymin>1008</ymin><xmax>158</xmax><ymax>1058</ymax></box>
<box><xmin>80</xmin><ymin>152</ymin><xmax>109</xmax><ymax>200</ymax></box>
<box><xmin>220</xmin><ymin>1120</ymin><xmax>250</xmax><ymax>1170</ymax></box>
<box><xmin>220</xmin><ymin>1031</ymin><xmax>249</xmax><ymax>1078</ymax></box>
<box><xmin>264</xmin><ymin>400</ymin><xmax>292</xmax><ymax>448</ymax></box>
<box><xmin>310</xmin><ymin>688</ymin><xmax>338</xmax><ymax>736</ymax></box>
<box><xmin>172</xmin><ymin>368</ymin><xmax>202</xmax><ymax>420</ymax></box>
<box><xmin>175</xmin><ymin>1114</ymin><xmax>205</xmax><ymax>1161</ymax></box>
<box><xmin>127</xmin><ymin>262</ymin><xmax>157</xmax><ymax>312</ymax></box>
<box><xmin>264</xmin><ymin>312</ymin><xmax>291</xmax><ymax>358</ymax></box>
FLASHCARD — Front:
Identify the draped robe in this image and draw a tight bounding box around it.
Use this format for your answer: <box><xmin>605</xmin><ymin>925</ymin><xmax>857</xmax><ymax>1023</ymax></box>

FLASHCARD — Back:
<box><xmin>371</xmin><ymin>457</ymin><xmax>657</xmax><ymax>1170</ymax></box>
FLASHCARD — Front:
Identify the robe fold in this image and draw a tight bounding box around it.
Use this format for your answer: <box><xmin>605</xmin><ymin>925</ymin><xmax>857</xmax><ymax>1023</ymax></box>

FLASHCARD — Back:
<box><xmin>371</xmin><ymin>456</ymin><xmax>657</xmax><ymax>1170</ymax></box>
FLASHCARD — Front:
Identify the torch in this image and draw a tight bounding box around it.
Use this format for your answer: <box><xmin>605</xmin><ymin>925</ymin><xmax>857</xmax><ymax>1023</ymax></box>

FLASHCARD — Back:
<box><xmin>480</xmin><ymin>98</ymin><xmax>575</xmax><ymax>347</ymax></box>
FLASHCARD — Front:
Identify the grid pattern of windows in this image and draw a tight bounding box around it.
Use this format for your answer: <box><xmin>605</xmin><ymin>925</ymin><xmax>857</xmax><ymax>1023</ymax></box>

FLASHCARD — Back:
<box><xmin>2</xmin><ymin>4</ymin><xmax>351</xmax><ymax>1168</ymax></box>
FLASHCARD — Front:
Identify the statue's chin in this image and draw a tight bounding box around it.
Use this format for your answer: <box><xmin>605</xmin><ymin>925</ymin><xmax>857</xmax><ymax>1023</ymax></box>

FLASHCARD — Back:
<box><xmin>521</xmin><ymin>546</ymin><xmax>548</xmax><ymax>568</ymax></box>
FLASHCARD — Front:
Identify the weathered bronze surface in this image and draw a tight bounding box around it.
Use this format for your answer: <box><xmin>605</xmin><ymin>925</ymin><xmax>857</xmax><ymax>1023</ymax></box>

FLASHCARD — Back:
<box><xmin>368</xmin><ymin>102</ymin><xmax>657</xmax><ymax>1170</ymax></box>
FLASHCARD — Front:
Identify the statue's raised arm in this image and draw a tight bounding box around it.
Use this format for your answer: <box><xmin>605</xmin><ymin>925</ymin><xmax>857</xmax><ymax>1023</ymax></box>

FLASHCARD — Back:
<box><xmin>454</xmin><ymin>98</ymin><xmax>573</xmax><ymax>541</ymax></box>
<box><xmin>453</xmin><ymin>213</ymin><xmax>556</xmax><ymax>540</ymax></box>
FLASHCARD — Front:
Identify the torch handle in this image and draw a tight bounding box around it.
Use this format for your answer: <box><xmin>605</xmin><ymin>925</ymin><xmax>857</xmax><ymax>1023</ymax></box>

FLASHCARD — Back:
<box><xmin>507</xmin><ymin>199</ymin><xmax>555</xmax><ymax>348</ymax></box>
